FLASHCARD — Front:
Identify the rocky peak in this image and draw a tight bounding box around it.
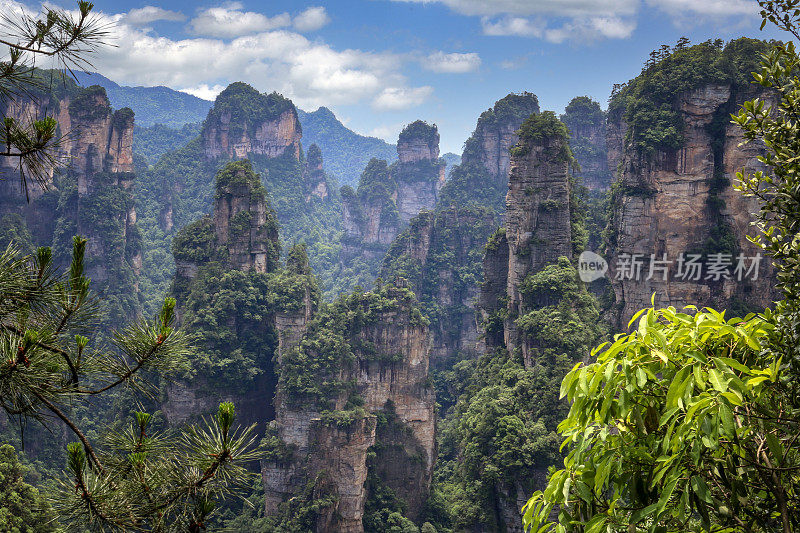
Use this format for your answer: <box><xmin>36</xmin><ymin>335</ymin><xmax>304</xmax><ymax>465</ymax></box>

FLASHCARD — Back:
<box><xmin>173</xmin><ymin>160</ymin><xmax>280</xmax><ymax>282</ymax></box>
<box><xmin>213</xmin><ymin>160</ymin><xmax>280</xmax><ymax>273</ymax></box>
<box><xmin>0</xmin><ymin>77</ymin><xmax>140</xmax><ymax>321</ymax></box>
<box><xmin>562</xmin><ymin>96</ymin><xmax>612</xmax><ymax>190</ymax></box>
<box><xmin>397</xmin><ymin>120</ymin><xmax>439</xmax><ymax>163</ymax></box>
<box><xmin>202</xmin><ymin>82</ymin><xmax>302</xmax><ymax>160</ymax></box>
<box><xmin>604</xmin><ymin>38</ymin><xmax>777</xmax><ymax>327</ymax></box>
<box><xmin>462</xmin><ymin>92</ymin><xmax>540</xmax><ymax>181</ymax></box>
<box><xmin>304</xmin><ymin>143</ymin><xmax>329</xmax><ymax>200</ymax></box>
<box><xmin>263</xmin><ymin>282</ymin><xmax>435</xmax><ymax>531</ymax></box>
<box><xmin>482</xmin><ymin>111</ymin><xmax>574</xmax><ymax>365</ymax></box>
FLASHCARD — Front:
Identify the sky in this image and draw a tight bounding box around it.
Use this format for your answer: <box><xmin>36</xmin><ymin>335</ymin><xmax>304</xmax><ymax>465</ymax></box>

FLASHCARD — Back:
<box><xmin>6</xmin><ymin>0</ymin><xmax>786</xmax><ymax>153</ymax></box>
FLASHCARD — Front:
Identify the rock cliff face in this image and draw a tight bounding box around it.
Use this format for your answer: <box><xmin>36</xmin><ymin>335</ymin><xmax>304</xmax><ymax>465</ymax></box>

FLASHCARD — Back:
<box><xmin>202</xmin><ymin>82</ymin><xmax>301</xmax><ymax>161</ymax></box>
<box><xmin>463</xmin><ymin>92</ymin><xmax>540</xmax><ymax>189</ymax></box>
<box><xmin>0</xmin><ymin>81</ymin><xmax>140</xmax><ymax>320</ymax></box>
<box><xmin>263</xmin><ymin>282</ymin><xmax>435</xmax><ymax>532</ymax></box>
<box><xmin>339</xmin><ymin>122</ymin><xmax>445</xmax><ymax>288</ymax></box>
<box><xmin>382</xmin><ymin>207</ymin><xmax>496</xmax><ymax>363</ymax></box>
<box><xmin>501</xmin><ymin>113</ymin><xmax>574</xmax><ymax>364</ymax></box>
<box><xmin>562</xmin><ymin>96</ymin><xmax>612</xmax><ymax>191</ymax></box>
<box><xmin>214</xmin><ymin>164</ymin><xmax>280</xmax><ymax>273</ymax></box>
<box><xmin>469</xmin><ymin>112</ymin><xmax>579</xmax><ymax>532</ymax></box>
<box><xmin>165</xmin><ymin>160</ymin><xmax>281</xmax><ymax>427</ymax></box>
<box><xmin>606</xmin><ymin>83</ymin><xmax>776</xmax><ymax>326</ymax></box>
<box><xmin>378</xmin><ymin>93</ymin><xmax>540</xmax><ymax>365</ymax></box>
<box><xmin>304</xmin><ymin>143</ymin><xmax>329</xmax><ymax>201</ymax></box>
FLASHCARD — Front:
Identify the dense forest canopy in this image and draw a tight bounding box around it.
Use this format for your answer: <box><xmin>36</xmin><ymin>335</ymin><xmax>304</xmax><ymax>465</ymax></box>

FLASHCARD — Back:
<box><xmin>0</xmin><ymin>0</ymin><xmax>797</xmax><ymax>531</ymax></box>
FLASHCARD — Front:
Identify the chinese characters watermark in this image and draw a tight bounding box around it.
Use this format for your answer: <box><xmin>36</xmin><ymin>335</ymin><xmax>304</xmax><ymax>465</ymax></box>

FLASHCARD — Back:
<box><xmin>578</xmin><ymin>251</ymin><xmax>763</xmax><ymax>283</ymax></box>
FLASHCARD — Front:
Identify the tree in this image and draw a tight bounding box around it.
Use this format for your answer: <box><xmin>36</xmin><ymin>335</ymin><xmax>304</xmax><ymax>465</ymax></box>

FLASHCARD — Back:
<box><xmin>0</xmin><ymin>443</ymin><xmax>60</xmax><ymax>533</ymax></box>
<box><xmin>0</xmin><ymin>1</ymin><xmax>106</xmax><ymax>199</ymax></box>
<box><xmin>0</xmin><ymin>239</ymin><xmax>262</xmax><ymax>531</ymax></box>
<box><xmin>523</xmin><ymin>2</ymin><xmax>800</xmax><ymax>531</ymax></box>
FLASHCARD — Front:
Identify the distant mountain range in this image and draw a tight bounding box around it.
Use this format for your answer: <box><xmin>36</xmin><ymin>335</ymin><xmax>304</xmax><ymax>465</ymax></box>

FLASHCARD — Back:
<box><xmin>74</xmin><ymin>72</ymin><xmax>213</xmax><ymax>128</ymax></box>
<box><xmin>76</xmin><ymin>72</ymin><xmax>459</xmax><ymax>186</ymax></box>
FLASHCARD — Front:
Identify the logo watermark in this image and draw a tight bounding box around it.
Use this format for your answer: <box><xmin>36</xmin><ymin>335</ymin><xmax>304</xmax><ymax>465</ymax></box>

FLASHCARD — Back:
<box><xmin>578</xmin><ymin>251</ymin><xmax>763</xmax><ymax>283</ymax></box>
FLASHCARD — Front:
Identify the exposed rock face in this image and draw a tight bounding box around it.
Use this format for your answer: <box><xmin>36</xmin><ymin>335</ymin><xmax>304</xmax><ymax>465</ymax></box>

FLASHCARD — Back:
<box><xmin>471</xmin><ymin>112</ymin><xmax>576</xmax><ymax>532</ymax></box>
<box><xmin>562</xmin><ymin>96</ymin><xmax>612</xmax><ymax>190</ymax></box>
<box><xmin>263</xmin><ymin>283</ymin><xmax>435</xmax><ymax>532</ymax></box>
<box><xmin>464</xmin><ymin>92</ymin><xmax>540</xmax><ymax>186</ymax></box>
<box><xmin>214</xmin><ymin>164</ymin><xmax>279</xmax><ymax>273</ymax></box>
<box><xmin>0</xmin><ymin>82</ymin><xmax>140</xmax><ymax>317</ymax></box>
<box><xmin>379</xmin><ymin>93</ymin><xmax>541</xmax><ymax>366</ymax></box>
<box><xmin>339</xmin><ymin>122</ymin><xmax>445</xmax><ymax>286</ymax></box>
<box><xmin>304</xmin><ymin>143</ymin><xmax>329</xmax><ymax>201</ymax></box>
<box><xmin>382</xmin><ymin>207</ymin><xmax>497</xmax><ymax>364</ymax></box>
<box><xmin>202</xmin><ymin>83</ymin><xmax>301</xmax><ymax>161</ymax></box>
<box><xmin>165</xmin><ymin>160</ymin><xmax>281</xmax><ymax>426</ymax></box>
<box><xmin>503</xmin><ymin>114</ymin><xmax>573</xmax><ymax>359</ymax></box>
<box><xmin>607</xmin><ymin>84</ymin><xmax>776</xmax><ymax>326</ymax></box>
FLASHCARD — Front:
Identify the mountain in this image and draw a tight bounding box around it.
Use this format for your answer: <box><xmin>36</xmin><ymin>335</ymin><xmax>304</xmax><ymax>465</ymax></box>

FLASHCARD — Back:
<box><xmin>76</xmin><ymin>73</ymin><xmax>460</xmax><ymax>185</ymax></box>
<box><xmin>297</xmin><ymin>106</ymin><xmax>397</xmax><ymax>185</ymax></box>
<box><xmin>74</xmin><ymin>72</ymin><xmax>212</xmax><ymax>127</ymax></box>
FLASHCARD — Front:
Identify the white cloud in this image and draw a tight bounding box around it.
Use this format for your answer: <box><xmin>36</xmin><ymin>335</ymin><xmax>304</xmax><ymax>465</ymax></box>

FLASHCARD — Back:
<box><xmin>482</xmin><ymin>16</ymin><xmax>543</xmax><ymax>37</ymax></box>
<box><xmin>179</xmin><ymin>84</ymin><xmax>226</xmax><ymax>101</ymax></box>
<box><xmin>648</xmin><ymin>0</ymin><xmax>757</xmax><ymax>16</ymax></box>
<box><xmin>544</xmin><ymin>16</ymin><xmax>636</xmax><ymax>43</ymax></box>
<box><xmin>372</xmin><ymin>86</ymin><xmax>433</xmax><ymax>110</ymax></box>
<box><xmin>124</xmin><ymin>6</ymin><xmax>185</xmax><ymax>25</ymax></box>
<box><xmin>293</xmin><ymin>6</ymin><xmax>331</xmax><ymax>32</ymax></box>
<box><xmin>189</xmin><ymin>4</ymin><xmax>291</xmax><ymax>38</ymax></box>
<box><xmin>422</xmin><ymin>51</ymin><xmax>481</xmax><ymax>73</ymax></box>
<box><xmin>390</xmin><ymin>0</ymin><xmax>638</xmax><ymax>18</ymax></box>
<box><xmin>47</xmin><ymin>5</ymin><xmax>425</xmax><ymax>112</ymax></box>
<box><xmin>367</xmin><ymin>122</ymin><xmax>405</xmax><ymax>142</ymax></box>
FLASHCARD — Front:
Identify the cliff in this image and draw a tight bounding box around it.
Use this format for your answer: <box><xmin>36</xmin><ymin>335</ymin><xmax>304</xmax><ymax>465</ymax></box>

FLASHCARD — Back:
<box><xmin>381</xmin><ymin>93</ymin><xmax>541</xmax><ymax>365</ymax></box>
<box><xmin>459</xmin><ymin>112</ymin><xmax>601</xmax><ymax>532</ymax></box>
<box><xmin>202</xmin><ymin>82</ymin><xmax>301</xmax><ymax>161</ymax></box>
<box><xmin>439</xmin><ymin>92</ymin><xmax>540</xmax><ymax>213</ymax></box>
<box><xmin>605</xmin><ymin>39</ymin><xmax>777</xmax><ymax>327</ymax></box>
<box><xmin>165</xmin><ymin>160</ymin><xmax>282</xmax><ymax>427</ymax></box>
<box><xmin>561</xmin><ymin>96</ymin><xmax>612</xmax><ymax>191</ymax></box>
<box><xmin>381</xmin><ymin>207</ymin><xmax>496</xmax><ymax>364</ymax></box>
<box><xmin>304</xmin><ymin>143</ymin><xmax>330</xmax><ymax>201</ymax></box>
<box><xmin>263</xmin><ymin>281</ymin><xmax>435</xmax><ymax>532</ymax></box>
<box><xmin>462</xmin><ymin>92</ymin><xmax>540</xmax><ymax>186</ymax></box>
<box><xmin>0</xmin><ymin>77</ymin><xmax>141</xmax><ymax>323</ymax></box>
<box><xmin>337</xmin><ymin>122</ymin><xmax>445</xmax><ymax>292</ymax></box>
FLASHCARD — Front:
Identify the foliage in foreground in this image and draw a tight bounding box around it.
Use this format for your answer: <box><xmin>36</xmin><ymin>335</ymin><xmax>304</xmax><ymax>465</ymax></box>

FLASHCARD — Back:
<box><xmin>524</xmin><ymin>305</ymin><xmax>797</xmax><ymax>532</ymax></box>
<box><xmin>0</xmin><ymin>238</ymin><xmax>263</xmax><ymax>531</ymax></box>
<box><xmin>526</xmin><ymin>5</ymin><xmax>800</xmax><ymax>529</ymax></box>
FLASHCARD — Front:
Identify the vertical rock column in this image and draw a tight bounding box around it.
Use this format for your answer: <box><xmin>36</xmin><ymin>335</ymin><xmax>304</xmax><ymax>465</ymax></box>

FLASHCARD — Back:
<box><xmin>503</xmin><ymin>113</ymin><xmax>573</xmax><ymax>362</ymax></box>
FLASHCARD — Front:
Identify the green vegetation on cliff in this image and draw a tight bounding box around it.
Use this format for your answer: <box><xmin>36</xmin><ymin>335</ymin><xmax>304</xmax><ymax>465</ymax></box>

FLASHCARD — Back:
<box><xmin>433</xmin><ymin>258</ymin><xmax>603</xmax><ymax>531</ymax></box>
<box><xmin>398</xmin><ymin>120</ymin><xmax>438</xmax><ymax>146</ymax></box>
<box><xmin>609</xmin><ymin>37</ymin><xmax>772</xmax><ymax>158</ymax></box>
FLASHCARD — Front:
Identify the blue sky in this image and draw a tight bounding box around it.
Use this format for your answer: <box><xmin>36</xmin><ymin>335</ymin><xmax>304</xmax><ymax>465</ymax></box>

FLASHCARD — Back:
<box><xmin>20</xmin><ymin>0</ymin><xmax>786</xmax><ymax>153</ymax></box>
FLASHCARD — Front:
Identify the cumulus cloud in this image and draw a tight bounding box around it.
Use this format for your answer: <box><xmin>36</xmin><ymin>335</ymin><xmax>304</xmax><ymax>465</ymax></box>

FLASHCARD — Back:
<box><xmin>189</xmin><ymin>3</ymin><xmax>291</xmax><ymax>38</ymax></box>
<box><xmin>482</xmin><ymin>16</ymin><xmax>544</xmax><ymax>37</ymax></box>
<box><xmin>422</xmin><ymin>51</ymin><xmax>481</xmax><ymax>73</ymax></box>
<box><xmin>390</xmin><ymin>0</ymin><xmax>638</xmax><ymax>18</ymax></box>
<box><xmin>124</xmin><ymin>6</ymin><xmax>185</xmax><ymax>25</ymax></box>
<box><xmin>647</xmin><ymin>0</ymin><xmax>757</xmax><ymax>16</ymax></box>
<box><xmin>293</xmin><ymin>6</ymin><xmax>331</xmax><ymax>32</ymax></box>
<box><xmin>36</xmin><ymin>4</ymin><xmax>426</xmax><ymax>112</ymax></box>
<box><xmin>544</xmin><ymin>16</ymin><xmax>636</xmax><ymax>43</ymax></box>
<box><xmin>372</xmin><ymin>86</ymin><xmax>433</xmax><ymax>110</ymax></box>
<box><xmin>179</xmin><ymin>84</ymin><xmax>227</xmax><ymax>101</ymax></box>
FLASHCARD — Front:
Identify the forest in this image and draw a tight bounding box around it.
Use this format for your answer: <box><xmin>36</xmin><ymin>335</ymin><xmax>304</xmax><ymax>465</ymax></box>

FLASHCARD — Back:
<box><xmin>0</xmin><ymin>1</ymin><xmax>799</xmax><ymax>532</ymax></box>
